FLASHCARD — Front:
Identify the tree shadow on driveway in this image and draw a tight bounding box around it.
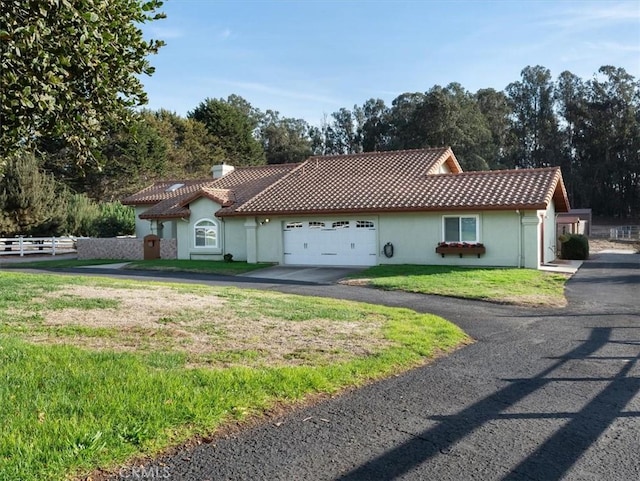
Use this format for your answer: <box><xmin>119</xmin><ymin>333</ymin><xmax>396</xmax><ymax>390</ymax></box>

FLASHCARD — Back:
<box><xmin>338</xmin><ymin>326</ymin><xmax>640</xmax><ymax>481</ymax></box>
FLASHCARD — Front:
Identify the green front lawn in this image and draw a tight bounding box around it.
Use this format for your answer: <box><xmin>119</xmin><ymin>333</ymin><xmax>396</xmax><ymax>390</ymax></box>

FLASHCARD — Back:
<box><xmin>347</xmin><ymin>265</ymin><xmax>569</xmax><ymax>307</ymax></box>
<box><xmin>0</xmin><ymin>271</ymin><xmax>468</xmax><ymax>480</ymax></box>
<box><xmin>0</xmin><ymin>258</ymin><xmax>123</xmax><ymax>269</ymax></box>
<box><xmin>1</xmin><ymin>258</ymin><xmax>271</xmax><ymax>276</ymax></box>
<box><xmin>126</xmin><ymin>259</ymin><xmax>272</xmax><ymax>275</ymax></box>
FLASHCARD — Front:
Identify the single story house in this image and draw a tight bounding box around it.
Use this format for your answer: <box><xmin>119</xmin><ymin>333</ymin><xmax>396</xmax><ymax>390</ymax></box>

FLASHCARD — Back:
<box><xmin>122</xmin><ymin>147</ymin><xmax>570</xmax><ymax>269</ymax></box>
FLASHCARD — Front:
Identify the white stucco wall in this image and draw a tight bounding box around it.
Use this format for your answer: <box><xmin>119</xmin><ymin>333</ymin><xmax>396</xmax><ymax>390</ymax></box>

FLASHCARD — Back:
<box><xmin>168</xmin><ymin>206</ymin><xmax>549</xmax><ymax>268</ymax></box>
<box><xmin>376</xmin><ymin>211</ymin><xmax>523</xmax><ymax>267</ymax></box>
<box><xmin>222</xmin><ymin>218</ymin><xmax>248</xmax><ymax>261</ymax></box>
<box><xmin>543</xmin><ymin>200</ymin><xmax>557</xmax><ymax>264</ymax></box>
<box><xmin>134</xmin><ymin>206</ymin><xmax>154</xmax><ymax>238</ymax></box>
<box><xmin>157</xmin><ymin>220</ymin><xmax>177</xmax><ymax>240</ymax></box>
<box><xmin>256</xmin><ymin>218</ymin><xmax>282</xmax><ymax>262</ymax></box>
<box><xmin>247</xmin><ymin>210</ymin><xmax>543</xmax><ymax>268</ymax></box>
<box><xmin>521</xmin><ymin>212</ymin><xmax>540</xmax><ymax>268</ymax></box>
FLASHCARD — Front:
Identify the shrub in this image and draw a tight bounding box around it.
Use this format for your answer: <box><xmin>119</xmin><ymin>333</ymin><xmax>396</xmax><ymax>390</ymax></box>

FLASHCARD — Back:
<box><xmin>93</xmin><ymin>202</ymin><xmax>135</xmax><ymax>237</ymax></box>
<box><xmin>66</xmin><ymin>193</ymin><xmax>100</xmax><ymax>237</ymax></box>
<box><xmin>559</xmin><ymin>233</ymin><xmax>589</xmax><ymax>260</ymax></box>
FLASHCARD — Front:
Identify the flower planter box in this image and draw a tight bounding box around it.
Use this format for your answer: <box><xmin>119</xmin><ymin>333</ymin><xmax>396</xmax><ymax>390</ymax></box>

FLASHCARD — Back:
<box><xmin>436</xmin><ymin>245</ymin><xmax>486</xmax><ymax>258</ymax></box>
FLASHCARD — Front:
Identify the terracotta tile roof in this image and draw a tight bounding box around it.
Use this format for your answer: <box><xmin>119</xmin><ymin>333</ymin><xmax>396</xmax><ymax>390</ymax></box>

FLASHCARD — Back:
<box><xmin>213</xmin><ymin>164</ymin><xmax>299</xmax><ymax>215</ymax></box>
<box><xmin>124</xmin><ymin>164</ymin><xmax>298</xmax><ymax>219</ymax></box>
<box><xmin>122</xmin><ymin>179</ymin><xmax>214</xmax><ymax>205</ymax></box>
<box><xmin>226</xmin><ymin>149</ymin><xmax>569</xmax><ymax>216</ymax></box>
<box><xmin>124</xmin><ymin>147</ymin><xmax>570</xmax><ymax>220</ymax></box>
<box><xmin>138</xmin><ymin>188</ymin><xmax>235</xmax><ymax>220</ymax></box>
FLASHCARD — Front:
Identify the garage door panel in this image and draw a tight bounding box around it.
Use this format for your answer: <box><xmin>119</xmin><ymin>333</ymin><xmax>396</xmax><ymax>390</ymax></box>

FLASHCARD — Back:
<box><xmin>283</xmin><ymin>219</ymin><xmax>377</xmax><ymax>266</ymax></box>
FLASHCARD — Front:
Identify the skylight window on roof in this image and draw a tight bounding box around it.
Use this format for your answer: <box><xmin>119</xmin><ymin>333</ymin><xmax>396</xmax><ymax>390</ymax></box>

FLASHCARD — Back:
<box><xmin>165</xmin><ymin>183</ymin><xmax>185</xmax><ymax>192</ymax></box>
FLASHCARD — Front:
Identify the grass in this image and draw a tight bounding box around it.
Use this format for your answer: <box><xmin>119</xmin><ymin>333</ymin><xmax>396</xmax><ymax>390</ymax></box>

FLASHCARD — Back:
<box><xmin>0</xmin><ymin>271</ymin><xmax>468</xmax><ymax>480</ymax></box>
<box><xmin>1</xmin><ymin>258</ymin><xmax>272</xmax><ymax>275</ymax></box>
<box><xmin>347</xmin><ymin>264</ymin><xmax>569</xmax><ymax>306</ymax></box>
<box><xmin>0</xmin><ymin>258</ymin><xmax>124</xmax><ymax>269</ymax></box>
<box><xmin>126</xmin><ymin>259</ymin><xmax>272</xmax><ymax>275</ymax></box>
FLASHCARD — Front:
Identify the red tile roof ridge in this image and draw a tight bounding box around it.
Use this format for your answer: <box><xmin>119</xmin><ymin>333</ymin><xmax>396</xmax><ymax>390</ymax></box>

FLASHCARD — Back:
<box><xmin>226</xmin><ymin>161</ymin><xmax>310</xmax><ymax>213</ymax></box>
<box><xmin>180</xmin><ymin>187</ymin><xmax>235</xmax><ymax>208</ymax></box>
<box><xmin>220</xmin><ymin>163</ymin><xmax>301</xmax><ymax>171</ymax></box>
<box><xmin>429</xmin><ymin>166</ymin><xmax>561</xmax><ymax>177</ymax></box>
<box><xmin>307</xmin><ymin>146</ymin><xmax>451</xmax><ymax>161</ymax></box>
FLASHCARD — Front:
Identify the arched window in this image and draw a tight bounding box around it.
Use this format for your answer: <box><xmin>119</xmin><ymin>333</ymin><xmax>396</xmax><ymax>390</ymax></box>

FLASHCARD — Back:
<box><xmin>194</xmin><ymin>219</ymin><xmax>218</xmax><ymax>248</ymax></box>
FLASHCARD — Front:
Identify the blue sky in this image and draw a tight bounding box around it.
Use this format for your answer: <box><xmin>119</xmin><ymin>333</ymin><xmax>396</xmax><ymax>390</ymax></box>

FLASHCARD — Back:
<box><xmin>141</xmin><ymin>0</ymin><xmax>640</xmax><ymax>124</ymax></box>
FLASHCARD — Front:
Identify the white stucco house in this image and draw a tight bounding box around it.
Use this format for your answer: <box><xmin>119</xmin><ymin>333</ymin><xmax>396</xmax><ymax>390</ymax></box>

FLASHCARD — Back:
<box><xmin>122</xmin><ymin>147</ymin><xmax>570</xmax><ymax>269</ymax></box>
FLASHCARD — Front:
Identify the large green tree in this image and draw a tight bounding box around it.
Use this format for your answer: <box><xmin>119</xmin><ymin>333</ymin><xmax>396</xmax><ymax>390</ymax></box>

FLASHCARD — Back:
<box><xmin>416</xmin><ymin>83</ymin><xmax>493</xmax><ymax>170</ymax></box>
<box><xmin>505</xmin><ymin>66</ymin><xmax>561</xmax><ymax>169</ymax></box>
<box><xmin>387</xmin><ymin>92</ymin><xmax>427</xmax><ymax>150</ymax></box>
<box><xmin>475</xmin><ymin>88</ymin><xmax>512</xmax><ymax>169</ymax></box>
<box><xmin>0</xmin><ymin>0</ymin><xmax>165</xmax><ymax>159</ymax></box>
<box><xmin>357</xmin><ymin>98</ymin><xmax>390</xmax><ymax>152</ymax></box>
<box><xmin>142</xmin><ymin>109</ymin><xmax>224</xmax><ymax>176</ymax></box>
<box><xmin>189</xmin><ymin>96</ymin><xmax>265</xmax><ymax>166</ymax></box>
<box><xmin>41</xmin><ymin>116</ymin><xmax>168</xmax><ymax>200</ymax></box>
<box><xmin>555</xmin><ymin>70</ymin><xmax>586</xmax><ymax>204</ymax></box>
<box><xmin>572</xmin><ymin>67</ymin><xmax>640</xmax><ymax>217</ymax></box>
<box><xmin>259</xmin><ymin>110</ymin><xmax>312</xmax><ymax>164</ymax></box>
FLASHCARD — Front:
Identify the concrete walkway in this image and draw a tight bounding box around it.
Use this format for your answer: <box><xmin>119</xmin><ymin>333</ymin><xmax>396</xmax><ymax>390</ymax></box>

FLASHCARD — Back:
<box><xmin>106</xmin><ymin>252</ymin><xmax>640</xmax><ymax>481</ymax></box>
<box><xmin>242</xmin><ymin>265</ymin><xmax>365</xmax><ymax>284</ymax></box>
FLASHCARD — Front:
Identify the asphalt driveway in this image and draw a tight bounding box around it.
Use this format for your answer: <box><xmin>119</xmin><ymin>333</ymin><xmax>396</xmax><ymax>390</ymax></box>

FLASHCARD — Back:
<box><xmin>67</xmin><ymin>253</ymin><xmax>638</xmax><ymax>480</ymax></box>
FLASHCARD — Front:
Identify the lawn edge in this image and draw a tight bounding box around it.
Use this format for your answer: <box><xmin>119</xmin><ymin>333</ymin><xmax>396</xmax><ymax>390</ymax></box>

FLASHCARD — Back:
<box><xmin>78</xmin><ymin>339</ymin><xmax>473</xmax><ymax>481</ymax></box>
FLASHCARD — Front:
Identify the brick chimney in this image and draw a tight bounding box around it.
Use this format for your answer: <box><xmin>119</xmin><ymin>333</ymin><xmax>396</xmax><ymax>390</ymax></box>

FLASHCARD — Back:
<box><xmin>211</xmin><ymin>163</ymin><xmax>235</xmax><ymax>179</ymax></box>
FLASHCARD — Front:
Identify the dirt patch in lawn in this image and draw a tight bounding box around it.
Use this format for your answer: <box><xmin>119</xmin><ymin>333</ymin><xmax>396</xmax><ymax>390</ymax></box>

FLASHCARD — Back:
<box><xmin>16</xmin><ymin>286</ymin><xmax>392</xmax><ymax>367</ymax></box>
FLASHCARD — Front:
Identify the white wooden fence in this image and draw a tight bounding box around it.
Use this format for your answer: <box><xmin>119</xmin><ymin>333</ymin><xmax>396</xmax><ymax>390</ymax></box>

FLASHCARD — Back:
<box><xmin>609</xmin><ymin>226</ymin><xmax>639</xmax><ymax>241</ymax></box>
<box><xmin>0</xmin><ymin>236</ymin><xmax>77</xmax><ymax>257</ymax></box>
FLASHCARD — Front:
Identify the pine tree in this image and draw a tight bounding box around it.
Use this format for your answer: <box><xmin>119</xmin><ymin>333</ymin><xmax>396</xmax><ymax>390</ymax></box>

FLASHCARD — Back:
<box><xmin>0</xmin><ymin>152</ymin><xmax>67</xmax><ymax>236</ymax></box>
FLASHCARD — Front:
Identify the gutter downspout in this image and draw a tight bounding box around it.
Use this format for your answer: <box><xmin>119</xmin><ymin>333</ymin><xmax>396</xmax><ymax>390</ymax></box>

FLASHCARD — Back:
<box><xmin>516</xmin><ymin>210</ymin><xmax>522</xmax><ymax>268</ymax></box>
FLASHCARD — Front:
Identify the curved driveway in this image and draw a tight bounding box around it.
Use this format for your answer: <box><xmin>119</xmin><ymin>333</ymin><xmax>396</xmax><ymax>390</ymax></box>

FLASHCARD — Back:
<box><xmin>92</xmin><ymin>253</ymin><xmax>638</xmax><ymax>480</ymax></box>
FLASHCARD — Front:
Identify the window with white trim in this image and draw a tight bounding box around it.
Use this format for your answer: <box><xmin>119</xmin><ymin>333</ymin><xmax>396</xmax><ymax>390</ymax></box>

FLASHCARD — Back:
<box><xmin>443</xmin><ymin>216</ymin><xmax>479</xmax><ymax>243</ymax></box>
<box><xmin>285</xmin><ymin>222</ymin><xmax>303</xmax><ymax>229</ymax></box>
<box><xmin>194</xmin><ymin>219</ymin><xmax>218</xmax><ymax>248</ymax></box>
<box><xmin>309</xmin><ymin>221</ymin><xmax>325</xmax><ymax>229</ymax></box>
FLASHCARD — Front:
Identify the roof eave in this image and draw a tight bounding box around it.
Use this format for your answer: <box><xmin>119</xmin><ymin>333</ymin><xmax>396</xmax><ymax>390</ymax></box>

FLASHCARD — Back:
<box><xmin>219</xmin><ymin>204</ymin><xmax>549</xmax><ymax>218</ymax></box>
<box><xmin>139</xmin><ymin>211</ymin><xmax>190</xmax><ymax>220</ymax></box>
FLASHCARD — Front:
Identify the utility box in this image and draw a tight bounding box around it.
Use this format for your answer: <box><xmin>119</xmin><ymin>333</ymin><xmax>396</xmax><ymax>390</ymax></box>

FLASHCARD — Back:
<box><xmin>143</xmin><ymin>234</ymin><xmax>160</xmax><ymax>260</ymax></box>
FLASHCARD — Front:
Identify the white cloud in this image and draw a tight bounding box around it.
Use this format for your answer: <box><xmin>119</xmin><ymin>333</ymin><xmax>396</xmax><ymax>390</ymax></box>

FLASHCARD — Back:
<box><xmin>218</xmin><ymin>28</ymin><xmax>232</xmax><ymax>40</ymax></box>
<box><xmin>541</xmin><ymin>2</ymin><xmax>640</xmax><ymax>30</ymax></box>
<box><xmin>214</xmin><ymin>79</ymin><xmax>342</xmax><ymax>106</ymax></box>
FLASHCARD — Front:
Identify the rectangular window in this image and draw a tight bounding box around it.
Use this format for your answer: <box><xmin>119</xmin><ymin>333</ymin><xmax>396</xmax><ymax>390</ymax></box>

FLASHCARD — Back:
<box><xmin>444</xmin><ymin>217</ymin><xmax>460</xmax><ymax>242</ymax></box>
<box><xmin>443</xmin><ymin>216</ymin><xmax>478</xmax><ymax>243</ymax></box>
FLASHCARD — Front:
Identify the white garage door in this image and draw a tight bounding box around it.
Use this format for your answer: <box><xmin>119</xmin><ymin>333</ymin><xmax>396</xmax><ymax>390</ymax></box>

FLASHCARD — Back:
<box><xmin>283</xmin><ymin>219</ymin><xmax>377</xmax><ymax>266</ymax></box>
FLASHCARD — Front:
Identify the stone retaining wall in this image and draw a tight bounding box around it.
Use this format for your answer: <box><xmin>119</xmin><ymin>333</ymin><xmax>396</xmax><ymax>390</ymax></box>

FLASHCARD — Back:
<box><xmin>77</xmin><ymin>238</ymin><xmax>177</xmax><ymax>260</ymax></box>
